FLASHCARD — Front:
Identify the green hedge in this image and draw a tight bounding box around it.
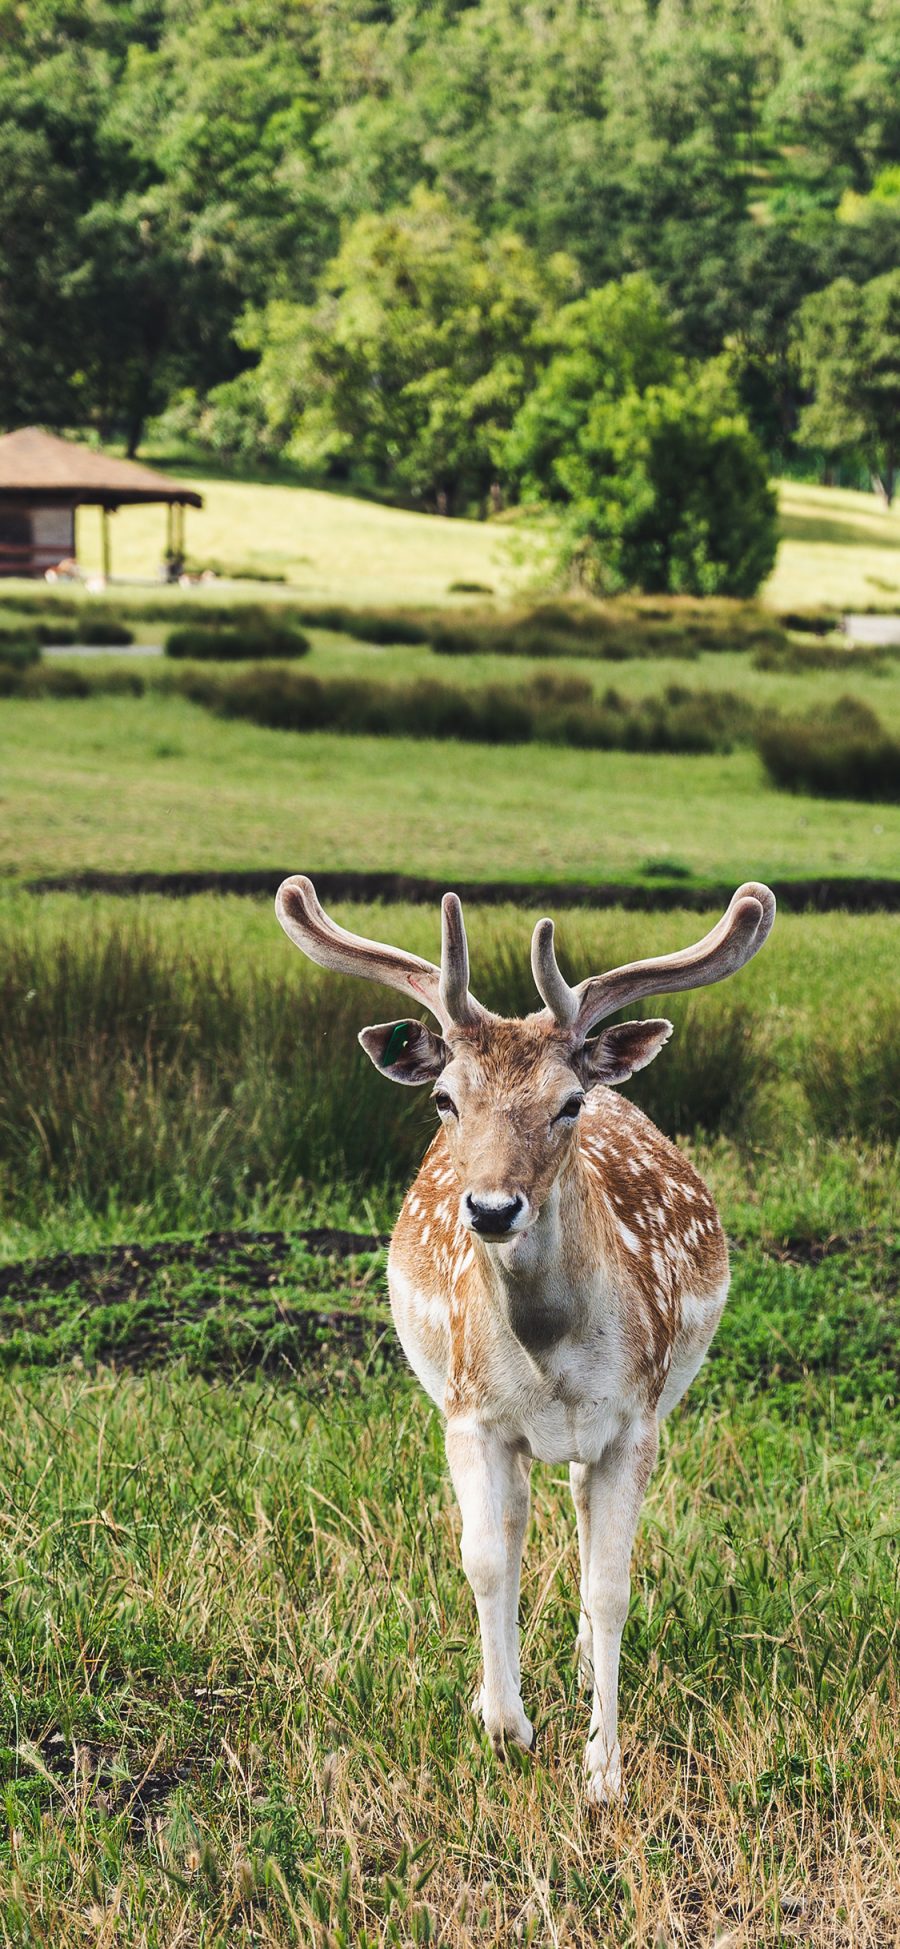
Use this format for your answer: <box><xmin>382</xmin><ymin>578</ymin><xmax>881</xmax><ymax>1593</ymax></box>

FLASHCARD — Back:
<box><xmin>165</xmin><ymin>623</ymin><xmax>310</xmax><ymax>660</ymax></box>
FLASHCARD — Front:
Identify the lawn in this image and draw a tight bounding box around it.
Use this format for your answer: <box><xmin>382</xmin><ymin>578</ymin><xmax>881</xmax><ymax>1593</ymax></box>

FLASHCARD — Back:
<box><xmin>3</xmin><ymin>690</ymin><xmax>898</xmax><ymax>887</ymax></box>
<box><xmin>65</xmin><ymin>469</ymin><xmax>900</xmax><ymax>615</ymax></box>
<box><xmin>72</xmin><ymin>473</ymin><xmax>547</xmax><ymax>606</ymax></box>
<box><xmin>41</xmin><ymin>624</ymin><xmax>900</xmax><ymax>736</ymax></box>
<box><xmin>768</xmin><ymin>481</ymin><xmax>900</xmax><ymax>612</ymax></box>
<box><xmin>0</xmin><ymin>886</ymin><xmax>896</xmax><ymax>1942</ymax></box>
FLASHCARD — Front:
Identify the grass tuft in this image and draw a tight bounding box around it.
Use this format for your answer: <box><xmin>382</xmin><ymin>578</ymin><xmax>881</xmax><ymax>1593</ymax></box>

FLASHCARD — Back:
<box><xmin>756</xmin><ymin>699</ymin><xmax>900</xmax><ymax>802</ymax></box>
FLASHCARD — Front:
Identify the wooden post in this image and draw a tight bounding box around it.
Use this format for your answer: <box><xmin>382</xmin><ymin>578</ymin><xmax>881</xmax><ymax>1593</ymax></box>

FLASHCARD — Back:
<box><xmin>101</xmin><ymin>506</ymin><xmax>111</xmax><ymax>583</ymax></box>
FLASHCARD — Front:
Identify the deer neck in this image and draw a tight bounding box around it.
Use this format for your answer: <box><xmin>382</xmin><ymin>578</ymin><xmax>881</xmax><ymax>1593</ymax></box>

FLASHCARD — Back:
<box><xmin>475</xmin><ymin>1155</ymin><xmax>597</xmax><ymax>1356</ymax></box>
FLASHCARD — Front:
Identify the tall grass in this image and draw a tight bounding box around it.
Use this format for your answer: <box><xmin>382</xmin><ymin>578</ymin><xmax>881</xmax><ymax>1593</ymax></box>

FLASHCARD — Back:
<box><xmin>0</xmin><ymin>912</ymin><xmax>783</xmax><ymax>1229</ymax></box>
<box><xmin>801</xmin><ymin>1002</ymin><xmax>900</xmax><ymax>1141</ymax></box>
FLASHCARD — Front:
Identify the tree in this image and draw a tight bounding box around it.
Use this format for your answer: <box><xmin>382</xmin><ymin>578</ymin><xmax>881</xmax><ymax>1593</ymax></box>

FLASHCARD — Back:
<box><xmin>224</xmin><ymin>191</ymin><xmax>577</xmax><ymax>509</ymax></box>
<box><xmin>503</xmin><ymin>277</ymin><xmax>680</xmax><ymax>500</ymax></box>
<box><xmin>532</xmin><ymin>363</ymin><xmax>776</xmax><ymax>597</ymax></box>
<box><xmin>795</xmin><ymin>270</ymin><xmax>900</xmax><ymax>503</ymax></box>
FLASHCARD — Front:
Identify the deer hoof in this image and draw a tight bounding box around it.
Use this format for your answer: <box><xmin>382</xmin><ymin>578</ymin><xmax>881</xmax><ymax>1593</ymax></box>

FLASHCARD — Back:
<box><xmin>585</xmin><ymin>1739</ymin><xmax>623</xmax><ymax>1807</ymax></box>
<box><xmin>473</xmin><ymin>1685</ymin><xmax>534</xmax><ymax>1756</ymax></box>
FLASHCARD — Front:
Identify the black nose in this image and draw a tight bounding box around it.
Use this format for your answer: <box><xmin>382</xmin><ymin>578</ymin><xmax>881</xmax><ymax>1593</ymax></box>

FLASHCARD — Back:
<box><xmin>465</xmin><ymin>1192</ymin><xmax>524</xmax><ymax>1237</ymax></box>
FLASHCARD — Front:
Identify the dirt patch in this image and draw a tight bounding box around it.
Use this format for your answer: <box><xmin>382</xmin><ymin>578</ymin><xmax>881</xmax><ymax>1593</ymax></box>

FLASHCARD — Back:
<box><xmin>22</xmin><ymin>868</ymin><xmax>900</xmax><ymax>912</ymax></box>
<box><xmin>0</xmin><ymin>1225</ymin><xmax>387</xmax><ymax>1306</ymax></box>
<box><xmin>37</xmin><ymin>1730</ymin><xmax>207</xmax><ymax>1833</ymax></box>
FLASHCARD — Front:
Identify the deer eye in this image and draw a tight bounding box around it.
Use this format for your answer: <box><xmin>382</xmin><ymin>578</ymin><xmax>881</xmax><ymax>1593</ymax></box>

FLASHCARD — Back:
<box><xmin>554</xmin><ymin>1094</ymin><xmax>584</xmax><ymax>1123</ymax></box>
<box><xmin>433</xmin><ymin>1091</ymin><xmax>457</xmax><ymax>1119</ymax></box>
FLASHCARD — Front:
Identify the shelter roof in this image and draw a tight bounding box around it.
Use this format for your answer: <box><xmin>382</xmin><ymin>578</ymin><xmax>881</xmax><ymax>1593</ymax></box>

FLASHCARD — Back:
<box><xmin>0</xmin><ymin>427</ymin><xmax>203</xmax><ymax>508</ymax></box>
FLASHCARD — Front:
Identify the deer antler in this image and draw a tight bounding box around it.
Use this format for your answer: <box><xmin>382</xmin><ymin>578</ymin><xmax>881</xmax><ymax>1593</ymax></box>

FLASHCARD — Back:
<box><xmin>275</xmin><ymin>875</ymin><xmax>483</xmax><ymax>1031</ymax></box>
<box><xmin>532</xmin><ymin>883</ymin><xmax>776</xmax><ymax>1039</ymax></box>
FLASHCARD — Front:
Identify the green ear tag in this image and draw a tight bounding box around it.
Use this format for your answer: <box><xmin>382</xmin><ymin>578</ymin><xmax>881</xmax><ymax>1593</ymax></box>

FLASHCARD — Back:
<box><xmin>382</xmin><ymin>1023</ymin><xmax>411</xmax><ymax>1067</ymax></box>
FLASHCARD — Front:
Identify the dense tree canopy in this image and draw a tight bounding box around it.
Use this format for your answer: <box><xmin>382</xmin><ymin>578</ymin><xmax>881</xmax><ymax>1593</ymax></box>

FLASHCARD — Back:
<box><xmin>796</xmin><ymin>270</ymin><xmax>900</xmax><ymax>504</ymax></box>
<box><xmin>1</xmin><ymin>0</ymin><xmax>898</xmax><ymax>584</ymax></box>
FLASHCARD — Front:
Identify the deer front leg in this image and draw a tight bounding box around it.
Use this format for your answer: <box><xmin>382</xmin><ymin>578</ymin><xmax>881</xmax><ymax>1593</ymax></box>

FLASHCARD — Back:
<box><xmin>445</xmin><ymin>1419</ymin><xmax>533</xmax><ymax>1756</ymax></box>
<box><xmin>580</xmin><ymin>1417</ymin><xmax>658</xmax><ymax>1806</ymax></box>
<box><xmin>570</xmin><ymin>1461</ymin><xmax>594</xmax><ymax>1687</ymax></box>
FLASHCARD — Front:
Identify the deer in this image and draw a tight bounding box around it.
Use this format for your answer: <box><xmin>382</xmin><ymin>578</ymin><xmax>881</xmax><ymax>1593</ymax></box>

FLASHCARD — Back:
<box><xmin>275</xmin><ymin>875</ymin><xmax>775</xmax><ymax>1804</ymax></box>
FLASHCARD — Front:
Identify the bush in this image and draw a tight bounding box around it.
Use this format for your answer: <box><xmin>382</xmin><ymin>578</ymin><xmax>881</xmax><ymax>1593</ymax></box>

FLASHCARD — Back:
<box><xmin>34</xmin><ymin>622</ymin><xmax>78</xmax><ymax>646</ymax></box>
<box><xmin>0</xmin><ymin>663</ymin><xmax>145</xmax><ymax>699</ymax></box>
<box><xmin>173</xmin><ymin>664</ymin><xmax>754</xmax><ymax>754</ymax></box>
<box><xmin>80</xmin><ymin>617</ymin><xmax>135</xmax><ymax>646</ymax></box>
<box><xmin>756</xmin><ymin>700</ymin><xmax>900</xmax><ymax>803</ymax></box>
<box><xmin>0</xmin><ymin>637</ymin><xmax>41</xmax><ymax>669</ymax></box>
<box><xmin>753</xmin><ymin>640</ymin><xmax>891</xmax><ymax>673</ymax></box>
<box><xmin>427</xmin><ymin>599</ymin><xmax>784</xmax><ymax>663</ymax></box>
<box><xmin>166</xmin><ymin>624</ymin><xmax>310</xmax><ymax>661</ymax></box>
<box><xmin>778</xmin><ymin>610</ymin><xmax>839</xmax><ymax>637</ymax></box>
<box><xmin>293</xmin><ymin>604</ymin><xmax>431</xmax><ymax>645</ymax></box>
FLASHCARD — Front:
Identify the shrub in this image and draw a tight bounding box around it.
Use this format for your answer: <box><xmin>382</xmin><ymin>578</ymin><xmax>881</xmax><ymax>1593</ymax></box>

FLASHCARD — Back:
<box><xmin>34</xmin><ymin>622</ymin><xmax>78</xmax><ymax>646</ymax></box>
<box><xmin>427</xmin><ymin>599</ymin><xmax>784</xmax><ymax>662</ymax></box>
<box><xmin>778</xmin><ymin>610</ymin><xmax>839</xmax><ymax>637</ymax></box>
<box><xmin>0</xmin><ymin>637</ymin><xmax>41</xmax><ymax>669</ymax></box>
<box><xmin>173</xmin><ymin>664</ymin><xmax>754</xmax><ymax>754</ymax></box>
<box><xmin>80</xmin><ymin>617</ymin><xmax>135</xmax><ymax>646</ymax></box>
<box><xmin>166</xmin><ymin>624</ymin><xmax>310</xmax><ymax>661</ymax></box>
<box><xmin>752</xmin><ymin>640</ymin><xmax>890</xmax><ymax>673</ymax></box>
<box><xmin>295</xmin><ymin>604</ymin><xmax>431</xmax><ymax>645</ymax></box>
<box><xmin>0</xmin><ymin>663</ymin><xmax>144</xmax><ymax>699</ymax></box>
<box><xmin>557</xmin><ymin>373</ymin><xmax>778</xmax><ymax>598</ymax></box>
<box><xmin>756</xmin><ymin>700</ymin><xmax>900</xmax><ymax>803</ymax></box>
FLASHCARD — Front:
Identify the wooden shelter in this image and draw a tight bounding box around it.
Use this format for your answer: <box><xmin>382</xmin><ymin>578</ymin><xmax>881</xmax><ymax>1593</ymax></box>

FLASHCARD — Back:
<box><xmin>0</xmin><ymin>426</ymin><xmax>203</xmax><ymax>579</ymax></box>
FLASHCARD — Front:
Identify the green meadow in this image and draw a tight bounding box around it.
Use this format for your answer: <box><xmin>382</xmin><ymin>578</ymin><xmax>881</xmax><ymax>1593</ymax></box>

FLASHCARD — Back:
<box><xmin>1</xmin><ymin>473</ymin><xmax>898</xmax><ymax>1944</ymax></box>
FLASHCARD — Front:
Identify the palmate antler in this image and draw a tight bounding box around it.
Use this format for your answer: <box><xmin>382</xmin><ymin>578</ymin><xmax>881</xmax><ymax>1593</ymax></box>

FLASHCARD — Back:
<box><xmin>275</xmin><ymin>874</ymin><xmax>483</xmax><ymax>1032</ymax></box>
<box><xmin>531</xmin><ymin>882</ymin><xmax>776</xmax><ymax>1040</ymax></box>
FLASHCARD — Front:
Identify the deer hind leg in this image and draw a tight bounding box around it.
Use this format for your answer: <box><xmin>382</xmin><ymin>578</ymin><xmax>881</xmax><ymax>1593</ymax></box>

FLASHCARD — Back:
<box><xmin>446</xmin><ymin>1420</ymin><xmax>533</xmax><ymax>1756</ymax></box>
<box><xmin>570</xmin><ymin>1461</ymin><xmax>594</xmax><ymax>1687</ymax></box>
<box><xmin>581</xmin><ymin>1418</ymin><xmax>659</xmax><ymax>1806</ymax></box>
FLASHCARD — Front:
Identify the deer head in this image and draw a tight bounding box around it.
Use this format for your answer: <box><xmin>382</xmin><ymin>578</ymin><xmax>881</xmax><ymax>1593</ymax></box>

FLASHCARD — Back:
<box><xmin>276</xmin><ymin>877</ymin><xmax>775</xmax><ymax>1243</ymax></box>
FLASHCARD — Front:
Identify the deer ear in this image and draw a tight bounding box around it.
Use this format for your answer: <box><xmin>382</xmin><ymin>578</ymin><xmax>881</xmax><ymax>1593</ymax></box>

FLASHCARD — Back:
<box><xmin>358</xmin><ymin>1019</ymin><xmax>448</xmax><ymax>1086</ymax></box>
<box><xmin>579</xmin><ymin>1019</ymin><xmax>673</xmax><ymax>1088</ymax></box>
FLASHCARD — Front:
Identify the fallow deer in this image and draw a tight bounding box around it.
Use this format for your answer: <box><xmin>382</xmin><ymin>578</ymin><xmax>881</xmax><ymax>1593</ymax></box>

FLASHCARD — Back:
<box><xmin>275</xmin><ymin>876</ymin><xmax>775</xmax><ymax>1803</ymax></box>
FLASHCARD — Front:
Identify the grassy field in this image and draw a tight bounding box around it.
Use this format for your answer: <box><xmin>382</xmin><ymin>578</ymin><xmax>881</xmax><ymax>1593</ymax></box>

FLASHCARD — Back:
<box><xmin>3</xmin><ymin>468</ymin><xmax>899</xmax><ymax>1943</ymax></box>
<box><xmin>65</xmin><ymin>469</ymin><xmax>900</xmax><ymax>615</ymax></box>
<box><xmin>3</xmin><ymin>689</ymin><xmax>899</xmax><ymax>886</ymax></box>
<box><xmin>28</xmin><ymin>623</ymin><xmax>900</xmax><ymax>732</ymax></box>
<box><xmin>0</xmin><ymin>891</ymin><xmax>897</xmax><ymax>1944</ymax></box>
<box><xmin>767</xmin><ymin>482</ymin><xmax>900</xmax><ymax>612</ymax></box>
<box><xmin>72</xmin><ymin>473</ymin><xmax>546</xmax><ymax>606</ymax></box>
